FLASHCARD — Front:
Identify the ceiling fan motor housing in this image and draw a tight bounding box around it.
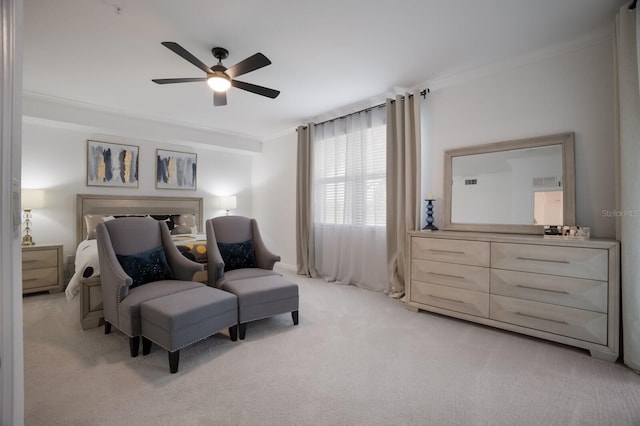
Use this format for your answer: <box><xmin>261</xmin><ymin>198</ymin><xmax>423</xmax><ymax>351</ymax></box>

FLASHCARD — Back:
<box><xmin>212</xmin><ymin>47</ymin><xmax>229</xmax><ymax>61</ymax></box>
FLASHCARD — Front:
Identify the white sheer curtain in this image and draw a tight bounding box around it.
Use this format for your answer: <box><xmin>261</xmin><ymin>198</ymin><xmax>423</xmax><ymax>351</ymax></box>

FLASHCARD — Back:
<box><xmin>313</xmin><ymin>107</ymin><xmax>389</xmax><ymax>292</ymax></box>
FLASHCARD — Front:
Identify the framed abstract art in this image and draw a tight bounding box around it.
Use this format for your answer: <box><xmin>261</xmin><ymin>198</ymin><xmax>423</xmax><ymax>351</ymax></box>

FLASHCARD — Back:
<box><xmin>87</xmin><ymin>140</ymin><xmax>139</xmax><ymax>187</ymax></box>
<box><xmin>156</xmin><ymin>149</ymin><xmax>197</xmax><ymax>190</ymax></box>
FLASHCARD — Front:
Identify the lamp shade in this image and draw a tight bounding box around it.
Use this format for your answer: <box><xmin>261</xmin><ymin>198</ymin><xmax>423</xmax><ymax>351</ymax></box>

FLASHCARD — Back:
<box><xmin>22</xmin><ymin>189</ymin><xmax>45</xmax><ymax>209</ymax></box>
<box><xmin>219</xmin><ymin>196</ymin><xmax>237</xmax><ymax>210</ymax></box>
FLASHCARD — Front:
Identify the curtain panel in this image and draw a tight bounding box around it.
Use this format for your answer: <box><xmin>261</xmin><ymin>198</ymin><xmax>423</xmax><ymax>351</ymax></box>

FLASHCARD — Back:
<box><xmin>296</xmin><ymin>124</ymin><xmax>318</xmax><ymax>277</ymax></box>
<box><xmin>312</xmin><ymin>108</ymin><xmax>389</xmax><ymax>292</ymax></box>
<box><xmin>386</xmin><ymin>93</ymin><xmax>422</xmax><ymax>299</ymax></box>
<box><xmin>615</xmin><ymin>4</ymin><xmax>640</xmax><ymax>372</ymax></box>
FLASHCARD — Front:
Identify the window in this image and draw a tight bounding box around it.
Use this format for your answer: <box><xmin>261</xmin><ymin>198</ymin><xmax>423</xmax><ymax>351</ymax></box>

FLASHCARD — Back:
<box><xmin>313</xmin><ymin>109</ymin><xmax>386</xmax><ymax>226</ymax></box>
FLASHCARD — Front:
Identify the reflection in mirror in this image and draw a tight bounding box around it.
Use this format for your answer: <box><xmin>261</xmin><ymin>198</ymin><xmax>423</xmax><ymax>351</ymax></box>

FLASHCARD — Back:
<box><xmin>443</xmin><ymin>133</ymin><xmax>575</xmax><ymax>235</ymax></box>
<box><xmin>533</xmin><ymin>190</ymin><xmax>563</xmax><ymax>225</ymax></box>
<box><xmin>451</xmin><ymin>145</ymin><xmax>563</xmax><ymax>225</ymax></box>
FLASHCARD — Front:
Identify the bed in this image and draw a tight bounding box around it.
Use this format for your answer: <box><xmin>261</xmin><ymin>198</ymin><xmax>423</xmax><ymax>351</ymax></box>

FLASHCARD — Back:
<box><xmin>70</xmin><ymin>194</ymin><xmax>208</xmax><ymax>330</ymax></box>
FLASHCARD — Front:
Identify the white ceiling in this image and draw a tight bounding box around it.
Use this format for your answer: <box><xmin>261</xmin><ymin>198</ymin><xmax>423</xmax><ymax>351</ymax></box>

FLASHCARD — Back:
<box><xmin>23</xmin><ymin>0</ymin><xmax>626</xmax><ymax>141</ymax></box>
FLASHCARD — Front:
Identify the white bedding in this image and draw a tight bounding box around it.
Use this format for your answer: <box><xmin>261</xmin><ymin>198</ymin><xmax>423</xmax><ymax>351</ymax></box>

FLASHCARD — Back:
<box><xmin>65</xmin><ymin>239</ymin><xmax>100</xmax><ymax>301</ymax></box>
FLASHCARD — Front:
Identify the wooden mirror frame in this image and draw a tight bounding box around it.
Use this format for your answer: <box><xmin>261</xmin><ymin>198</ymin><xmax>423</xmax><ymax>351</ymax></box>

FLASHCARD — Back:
<box><xmin>443</xmin><ymin>132</ymin><xmax>575</xmax><ymax>234</ymax></box>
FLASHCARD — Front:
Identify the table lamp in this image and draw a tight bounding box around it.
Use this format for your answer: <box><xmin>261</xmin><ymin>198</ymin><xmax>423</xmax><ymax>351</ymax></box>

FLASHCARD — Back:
<box><xmin>21</xmin><ymin>189</ymin><xmax>45</xmax><ymax>246</ymax></box>
<box><xmin>219</xmin><ymin>196</ymin><xmax>237</xmax><ymax>216</ymax></box>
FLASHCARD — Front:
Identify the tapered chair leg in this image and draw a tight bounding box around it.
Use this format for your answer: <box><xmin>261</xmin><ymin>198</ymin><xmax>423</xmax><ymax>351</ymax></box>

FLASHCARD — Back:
<box><xmin>229</xmin><ymin>325</ymin><xmax>238</xmax><ymax>341</ymax></box>
<box><xmin>292</xmin><ymin>310</ymin><xmax>299</xmax><ymax>325</ymax></box>
<box><xmin>129</xmin><ymin>336</ymin><xmax>140</xmax><ymax>357</ymax></box>
<box><xmin>169</xmin><ymin>350</ymin><xmax>180</xmax><ymax>374</ymax></box>
<box><xmin>142</xmin><ymin>337</ymin><xmax>152</xmax><ymax>355</ymax></box>
<box><xmin>239</xmin><ymin>323</ymin><xmax>247</xmax><ymax>340</ymax></box>
<box><xmin>104</xmin><ymin>322</ymin><xmax>112</xmax><ymax>334</ymax></box>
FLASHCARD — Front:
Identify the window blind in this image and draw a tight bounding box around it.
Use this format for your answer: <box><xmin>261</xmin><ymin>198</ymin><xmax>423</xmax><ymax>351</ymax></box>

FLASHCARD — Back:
<box><xmin>313</xmin><ymin>108</ymin><xmax>386</xmax><ymax>227</ymax></box>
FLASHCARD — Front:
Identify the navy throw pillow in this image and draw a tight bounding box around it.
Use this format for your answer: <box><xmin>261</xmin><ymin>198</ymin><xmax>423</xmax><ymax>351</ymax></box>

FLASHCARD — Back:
<box><xmin>217</xmin><ymin>240</ymin><xmax>257</xmax><ymax>272</ymax></box>
<box><xmin>116</xmin><ymin>246</ymin><xmax>174</xmax><ymax>288</ymax></box>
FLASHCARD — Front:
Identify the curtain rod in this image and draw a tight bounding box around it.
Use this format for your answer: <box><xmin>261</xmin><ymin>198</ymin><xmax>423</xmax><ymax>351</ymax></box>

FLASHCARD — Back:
<box><xmin>298</xmin><ymin>89</ymin><xmax>429</xmax><ymax>130</ymax></box>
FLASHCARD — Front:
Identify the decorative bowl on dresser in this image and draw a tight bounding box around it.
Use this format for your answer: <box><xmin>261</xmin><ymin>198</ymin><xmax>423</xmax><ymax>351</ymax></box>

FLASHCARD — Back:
<box><xmin>22</xmin><ymin>243</ymin><xmax>64</xmax><ymax>294</ymax></box>
<box><xmin>406</xmin><ymin>231</ymin><xmax>620</xmax><ymax>362</ymax></box>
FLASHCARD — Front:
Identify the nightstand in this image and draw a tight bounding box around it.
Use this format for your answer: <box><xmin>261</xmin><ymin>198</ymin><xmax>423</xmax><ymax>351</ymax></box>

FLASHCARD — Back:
<box><xmin>22</xmin><ymin>244</ymin><xmax>64</xmax><ymax>294</ymax></box>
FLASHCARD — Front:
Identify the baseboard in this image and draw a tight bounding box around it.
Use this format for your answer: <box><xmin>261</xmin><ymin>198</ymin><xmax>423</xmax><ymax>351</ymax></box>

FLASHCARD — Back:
<box><xmin>275</xmin><ymin>263</ymin><xmax>297</xmax><ymax>275</ymax></box>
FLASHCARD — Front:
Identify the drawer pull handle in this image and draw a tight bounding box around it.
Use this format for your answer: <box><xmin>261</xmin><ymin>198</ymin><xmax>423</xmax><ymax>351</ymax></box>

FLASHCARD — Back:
<box><xmin>516</xmin><ymin>256</ymin><xmax>570</xmax><ymax>264</ymax></box>
<box><xmin>516</xmin><ymin>284</ymin><xmax>570</xmax><ymax>295</ymax></box>
<box><xmin>429</xmin><ymin>272</ymin><xmax>465</xmax><ymax>280</ymax></box>
<box><xmin>23</xmin><ymin>278</ymin><xmax>39</xmax><ymax>282</ymax></box>
<box><xmin>430</xmin><ymin>249</ymin><xmax>465</xmax><ymax>255</ymax></box>
<box><xmin>22</xmin><ymin>260</ymin><xmax>40</xmax><ymax>263</ymax></box>
<box><xmin>429</xmin><ymin>294</ymin><xmax>465</xmax><ymax>304</ymax></box>
<box><xmin>515</xmin><ymin>311</ymin><xmax>568</xmax><ymax>325</ymax></box>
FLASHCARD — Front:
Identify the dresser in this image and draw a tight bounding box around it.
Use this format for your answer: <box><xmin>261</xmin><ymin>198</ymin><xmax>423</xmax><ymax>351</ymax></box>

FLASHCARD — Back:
<box><xmin>22</xmin><ymin>244</ymin><xmax>64</xmax><ymax>294</ymax></box>
<box><xmin>406</xmin><ymin>231</ymin><xmax>620</xmax><ymax>362</ymax></box>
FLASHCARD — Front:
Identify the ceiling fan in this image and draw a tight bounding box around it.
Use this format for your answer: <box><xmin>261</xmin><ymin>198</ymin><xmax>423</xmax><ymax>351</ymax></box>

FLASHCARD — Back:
<box><xmin>152</xmin><ymin>42</ymin><xmax>280</xmax><ymax>106</ymax></box>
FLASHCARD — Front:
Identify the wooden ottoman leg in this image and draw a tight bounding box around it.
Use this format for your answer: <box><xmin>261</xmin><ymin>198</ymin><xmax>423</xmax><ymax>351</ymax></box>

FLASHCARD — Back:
<box><xmin>229</xmin><ymin>325</ymin><xmax>238</xmax><ymax>341</ymax></box>
<box><xmin>130</xmin><ymin>336</ymin><xmax>140</xmax><ymax>358</ymax></box>
<box><xmin>239</xmin><ymin>323</ymin><xmax>247</xmax><ymax>340</ymax></box>
<box><xmin>142</xmin><ymin>337</ymin><xmax>152</xmax><ymax>355</ymax></box>
<box><xmin>292</xmin><ymin>311</ymin><xmax>299</xmax><ymax>325</ymax></box>
<box><xmin>169</xmin><ymin>350</ymin><xmax>180</xmax><ymax>374</ymax></box>
<box><xmin>104</xmin><ymin>322</ymin><xmax>112</xmax><ymax>334</ymax></box>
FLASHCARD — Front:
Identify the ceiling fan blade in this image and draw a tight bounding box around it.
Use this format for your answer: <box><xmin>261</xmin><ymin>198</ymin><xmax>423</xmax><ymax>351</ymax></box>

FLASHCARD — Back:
<box><xmin>152</xmin><ymin>78</ymin><xmax>207</xmax><ymax>84</ymax></box>
<box><xmin>161</xmin><ymin>41</ymin><xmax>212</xmax><ymax>74</ymax></box>
<box><xmin>214</xmin><ymin>91</ymin><xmax>227</xmax><ymax>106</ymax></box>
<box><xmin>231</xmin><ymin>80</ymin><xmax>280</xmax><ymax>99</ymax></box>
<box><xmin>225</xmin><ymin>53</ymin><xmax>271</xmax><ymax>79</ymax></box>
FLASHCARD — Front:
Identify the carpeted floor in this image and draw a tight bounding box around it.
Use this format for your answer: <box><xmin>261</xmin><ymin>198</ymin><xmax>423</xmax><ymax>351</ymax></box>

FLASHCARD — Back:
<box><xmin>23</xmin><ymin>270</ymin><xmax>640</xmax><ymax>426</ymax></box>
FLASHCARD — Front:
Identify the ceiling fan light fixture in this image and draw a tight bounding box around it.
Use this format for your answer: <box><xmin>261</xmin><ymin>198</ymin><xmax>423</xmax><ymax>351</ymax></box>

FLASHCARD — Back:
<box><xmin>207</xmin><ymin>72</ymin><xmax>231</xmax><ymax>92</ymax></box>
<box><xmin>153</xmin><ymin>42</ymin><xmax>279</xmax><ymax>105</ymax></box>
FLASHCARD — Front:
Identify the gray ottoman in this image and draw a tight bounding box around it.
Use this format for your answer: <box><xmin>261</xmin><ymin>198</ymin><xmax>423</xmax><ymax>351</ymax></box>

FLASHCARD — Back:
<box><xmin>140</xmin><ymin>286</ymin><xmax>238</xmax><ymax>373</ymax></box>
<box><xmin>220</xmin><ymin>275</ymin><xmax>299</xmax><ymax>339</ymax></box>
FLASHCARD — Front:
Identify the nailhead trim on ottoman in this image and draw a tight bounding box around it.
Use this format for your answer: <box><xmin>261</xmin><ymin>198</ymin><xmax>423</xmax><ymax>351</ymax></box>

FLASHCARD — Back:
<box><xmin>140</xmin><ymin>286</ymin><xmax>238</xmax><ymax>373</ymax></box>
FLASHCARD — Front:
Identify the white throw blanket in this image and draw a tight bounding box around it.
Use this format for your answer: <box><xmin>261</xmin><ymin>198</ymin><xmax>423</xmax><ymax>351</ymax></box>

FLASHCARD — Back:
<box><xmin>65</xmin><ymin>239</ymin><xmax>100</xmax><ymax>301</ymax></box>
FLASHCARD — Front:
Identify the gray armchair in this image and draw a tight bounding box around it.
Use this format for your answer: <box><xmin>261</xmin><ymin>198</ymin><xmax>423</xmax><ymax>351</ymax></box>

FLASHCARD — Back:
<box><xmin>96</xmin><ymin>217</ymin><xmax>204</xmax><ymax>357</ymax></box>
<box><xmin>206</xmin><ymin>216</ymin><xmax>281</xmax><ymax>287</ymax></box>
<box><xmin>206</xmin><ymin>216</ymin><xmax>298</xmax><ymax>339</ymax></box>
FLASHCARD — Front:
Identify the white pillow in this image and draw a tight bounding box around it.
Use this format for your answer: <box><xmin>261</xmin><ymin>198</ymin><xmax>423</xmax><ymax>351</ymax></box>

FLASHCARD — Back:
<box><xmin>172</xmin><ymin>214</ymin><xmax>197</xmax><ymax>234</ymax></box>
<box><xmin>84</xmin><ymin>214</ymin><xmax>115</xmax><ymax>240</ymax></box>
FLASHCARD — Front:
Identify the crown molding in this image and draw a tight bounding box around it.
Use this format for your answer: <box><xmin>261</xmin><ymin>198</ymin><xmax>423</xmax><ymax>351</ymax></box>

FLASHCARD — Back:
<box><xmin>422</xmin><ymin>26</ymin><xmax>613</xmax><ymax>92</ymax></box>
<box><xmin>22</xmin><ymin>91</ymin><xmax>263</xmax><ymax>154</ymax></box>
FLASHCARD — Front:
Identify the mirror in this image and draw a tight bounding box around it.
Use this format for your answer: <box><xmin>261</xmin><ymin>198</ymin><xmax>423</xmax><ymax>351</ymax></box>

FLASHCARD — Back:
<box><xmin>443</xmin><ymin>133</ymin><xmax>575</xmax><ymax>234</ymax></box>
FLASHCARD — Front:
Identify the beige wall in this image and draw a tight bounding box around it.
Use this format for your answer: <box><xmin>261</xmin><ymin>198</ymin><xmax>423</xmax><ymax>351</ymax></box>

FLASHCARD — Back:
<box><xmin>252</xmin><ymin>132</ymin><xmax>297</xmax><ymax>270</ymax></box>
<box><xmin>21</xmin><ymin>32</ymin><xmax>617</xmax><ymax>281</ymax></box>
<box><xmin>425</xmin><ymin>36</ymin><xmax>616</xmax><ymax>237</ymax></box>
<box><xmin>22</xmin><ymin>120</ymin><xmax>255</xmax><ymax>282</ymax></box>
<box><xmin>256</xmin><ymin>34</ymin><xmax>618</xmax><ymax>269</ymax></box>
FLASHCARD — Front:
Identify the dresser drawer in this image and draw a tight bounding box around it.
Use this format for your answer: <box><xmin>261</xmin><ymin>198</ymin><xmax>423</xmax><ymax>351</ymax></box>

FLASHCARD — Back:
<box><xmin>490</xmin><ymin>295</ymin><xmax>607</xmax><ymax>345</ymax></box>
<box><xmin>412</xmin><ymin>259</ymin><xmax>490</xmax><ymax>292</ymax></box>
<box><xmin>491</xmin><ymin>243</ymin><xmax>608</xmax><ymax>281</ymax></box>
<box><xmin>412</xmin><ymin>238</ymin><xmax>490</xmax><ymax>267</ymax></box>
<box><xmin>491</xmin><ymin>269</ymin><xmax>607</xmax><ymax>313</ymax></box>
<box><xmin>411</xmin><ymin>281</ymin><xmax>489</xmax><ymax>318</ymax></box>
<box><xmin>22</xmin><ymin>248</ymin><xmax>58</xmax><ymax>270</ymax></box>
<box><xmin>22</xmin><ymin>267</ymin><xmax>59</xmax><ymax>290</ymax></box>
